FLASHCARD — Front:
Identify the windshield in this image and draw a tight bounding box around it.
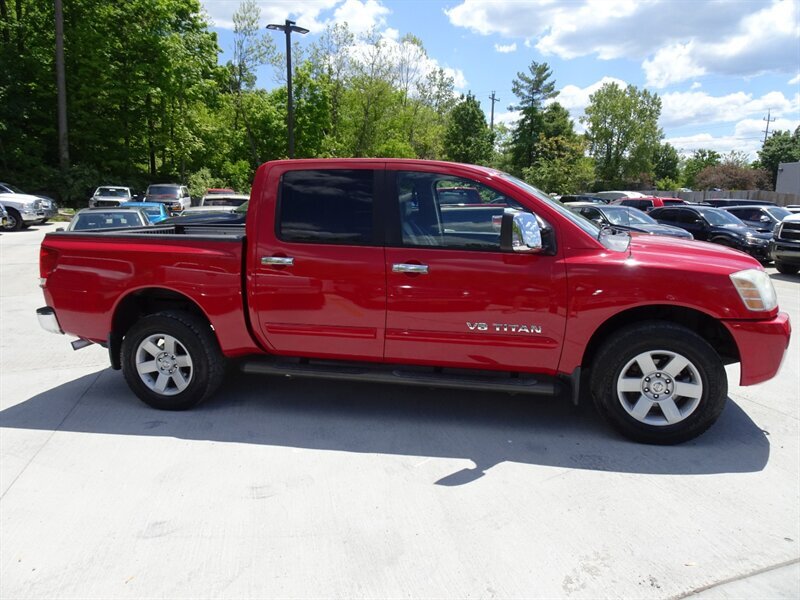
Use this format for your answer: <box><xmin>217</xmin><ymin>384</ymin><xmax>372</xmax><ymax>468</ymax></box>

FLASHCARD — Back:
<box><xmin>603</xmin><ymin>207</ymin><xmax>655</xmax><ymax>226</ymax></box>
<box><xmin>699</xmin><ymin>208</ymin><xmax>745</xmax><ymax>226</ymax></box>
<box><xmin>234</xmin><ymin>201</ymin><xmax>249</xmax><ymax>215</ymax></box>
<box><xmin>143</xmin><ymin>207</ymin><xmax>163</xmax><ymax>216</ymax></box>
<box><xmin>0</xmin><ymin>182</ymin><xmax>24</xmax><ymax>193</ymax></box>
<box><xmin>147</xmin><ymin>185</ymin><xmax>180</xmax><ymax>197</ymax></box>
<box><xmin>499</xmin><ymin>173</ymin><xmax>601</xmax><ymax>238</ymax></box>
<box><xmin>97</xmin><ymin>187</ymin><xmax>129</xmax><ymax>197</ymax></box>
<box><xmin>766</xmin><ymin>207</ymin><xmax>791</xmax><ymax>220</ymax></box>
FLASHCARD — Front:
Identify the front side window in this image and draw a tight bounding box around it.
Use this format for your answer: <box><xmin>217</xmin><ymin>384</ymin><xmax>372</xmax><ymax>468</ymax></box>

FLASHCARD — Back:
<box><xmin>279</xmin><ymin>169</ymin><xmax>374</xmax><ymax>244</ymax></box>
<box><xmin>397</xmin><ymin>172</ymin><xmax>518</xmax><ymax>250</ymax></box>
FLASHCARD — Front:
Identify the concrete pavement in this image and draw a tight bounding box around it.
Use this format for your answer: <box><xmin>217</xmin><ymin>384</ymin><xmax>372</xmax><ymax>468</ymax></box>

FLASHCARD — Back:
<box><xmin>1</xmin><ymin>223</ymin><xmax>798</xmax><ymax>599</ymax></box>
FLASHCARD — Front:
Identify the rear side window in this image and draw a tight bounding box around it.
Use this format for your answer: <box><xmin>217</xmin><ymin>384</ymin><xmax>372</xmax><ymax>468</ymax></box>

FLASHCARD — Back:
<box><xmin>278</xmin><ymin>169</ymin><xmax>374</xmax><ymax>244</ymax></box>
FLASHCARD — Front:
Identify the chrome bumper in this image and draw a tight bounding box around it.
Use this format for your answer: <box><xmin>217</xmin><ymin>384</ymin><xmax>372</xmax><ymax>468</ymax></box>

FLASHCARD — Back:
<box><xmin>36</xmin><ymin>306</ymin><xmax>63</xmax><ymax>334</ymax></box>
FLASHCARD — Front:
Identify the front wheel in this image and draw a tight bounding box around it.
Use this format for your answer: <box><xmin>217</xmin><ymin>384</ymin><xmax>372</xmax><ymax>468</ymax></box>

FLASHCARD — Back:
<box><xmin>590</xmin><ymin>321</ymin><xmax>727</xmax><ymax>444</ymax></box>
<box><xmin>121</xmin><ymin>310</ymin><xmax>226</xmax><ymax>410</ymax></box>
<box><xmin>775</xmin><ymin>262</ymin><xmax>800</xmax><ymax>275</ymax></box>
<box><xmin>3</xmin><ymin>208</ymin><xmax>23</xmax><ymax>231</ymax></box>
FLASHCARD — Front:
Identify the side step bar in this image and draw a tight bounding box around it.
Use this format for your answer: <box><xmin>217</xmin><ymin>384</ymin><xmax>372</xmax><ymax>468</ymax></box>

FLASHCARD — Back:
<box><xmin>240</xmin><ymin>357</ymin><xmax>561</xmax><ymax>396</ymax></box>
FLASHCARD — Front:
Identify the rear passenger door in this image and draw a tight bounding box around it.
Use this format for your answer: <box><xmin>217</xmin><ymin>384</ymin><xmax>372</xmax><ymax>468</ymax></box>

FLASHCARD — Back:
<box><xmin>251</xmin><ymin>168</ymin><xmax>387</xmax><ymax>361</ymax></box>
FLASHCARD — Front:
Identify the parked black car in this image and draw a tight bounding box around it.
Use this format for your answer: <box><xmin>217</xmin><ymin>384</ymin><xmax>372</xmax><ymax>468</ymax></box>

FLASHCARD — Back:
<box><xmin>570</xmin><ymin>202</ymin><xmax>693</xmax><ymax>239</ymax></box>
<box><xmin>649</xmin><ymin>206</ymin><xmax>772</xmax><ymax>261</ymax></box>
<box><xmin>702</xmin><ymin>198</ymin><xmax>775</xmax><ymax>208</ymax></box>
<box><xmin>721</xmin><ymin>205</ymin><xmax>792</xmax><ymax>233</ymax></box>
<box><xmin>160</xmin><ymin>202</ymin><xmax>248</xmax><ymax>225</ymax></box>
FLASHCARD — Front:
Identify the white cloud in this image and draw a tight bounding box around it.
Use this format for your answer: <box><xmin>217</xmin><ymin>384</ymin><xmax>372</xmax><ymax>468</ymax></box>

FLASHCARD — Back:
<box><xmin>333</xmin><ymin>0</ymin><xmax>390</xmax><ymax>34</ymax></box>
<box><xmin>790</xmin><ymin>74</ymin><xmax>800</xmax><ymax>85</ymax></box>
<box><xmin>666</xmin><ymin>117</ymin><xmax>800</xmax><ymax>159</ymax></box>
<box><xmin>642</xmin><ymin>42</ymin><xmax>706</xmax><ymax>88</ymax></box>
<box><xmin>444</xmin><ymin>0</ymin><xmax>800</xmax><ymax>86</ymax></box>
<box><xmin>494</xmin><ymin>42</ymin><xmax>517</xmax><ymax>54</ymax></box>
<box><xmin>690</xmin><ymin>82</ymin><xmax>702</xmax><ymax>90</ymax></box>
<box><xmin>661</xmin><ymin>90</ymin><xmax>800</xmax><ymax>128</ymax></box>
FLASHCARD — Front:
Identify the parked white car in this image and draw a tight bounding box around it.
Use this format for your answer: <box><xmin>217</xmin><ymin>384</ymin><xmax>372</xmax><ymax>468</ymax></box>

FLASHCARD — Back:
<box><xmin>89</xmin><ymin>186</ymin><xmax>133</xmax><ymax>208</ymax></box>
<box><xmin>0</xmin><ymin>182</ymin><xmax>59</xmax><ymax>231</ymax></box>
<box><xmin>592</xmin><ymin>191</ymin><xmax>648</xmax><ymax>202</ymax></box>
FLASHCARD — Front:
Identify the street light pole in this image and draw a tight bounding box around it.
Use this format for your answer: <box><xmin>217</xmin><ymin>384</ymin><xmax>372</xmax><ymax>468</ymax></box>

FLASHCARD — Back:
<box><xmin>267</xmin><ymin>19</ymin><xmax>309</xmax><ymax>159</ymax></box>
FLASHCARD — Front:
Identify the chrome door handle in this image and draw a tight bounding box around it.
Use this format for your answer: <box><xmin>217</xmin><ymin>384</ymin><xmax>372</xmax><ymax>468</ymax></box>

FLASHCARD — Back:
<box><xmin>392</xmin><ymin>263</ymin><xmax>429</xmax><ymax>274</ymax></box>
<box><xmin>261</xmin><ymin>256</ymin><xmax>294</xmax><ymax>266</ymax></box>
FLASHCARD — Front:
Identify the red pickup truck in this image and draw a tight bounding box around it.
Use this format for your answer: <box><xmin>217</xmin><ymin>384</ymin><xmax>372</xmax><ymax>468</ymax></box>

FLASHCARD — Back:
<box><xmin>37</xmin><ymin>159</ymin><xmax>791</xmax><ymax>444</ymax></box>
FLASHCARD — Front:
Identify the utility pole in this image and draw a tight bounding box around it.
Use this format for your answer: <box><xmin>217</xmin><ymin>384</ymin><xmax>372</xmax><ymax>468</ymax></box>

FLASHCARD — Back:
<box><xmin>762</xmin><ymin>110</ymin><xmax>776</xmax><ymax>144</ymax></box>
<box><xmin>488</xmin><ymin>91</ymin><xmax>499</xmax><ymax>131</ymax></box>
<box><xmin>54</xmin><ymin>0</ymin><xmax>69</xmax><ymax>172</ymax></box>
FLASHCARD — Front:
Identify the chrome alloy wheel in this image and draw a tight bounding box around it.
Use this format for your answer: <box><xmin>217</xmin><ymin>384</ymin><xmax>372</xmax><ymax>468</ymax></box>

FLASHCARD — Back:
<box><xmin>616</xmin><ymin>350</ymin><xmax>703</xmax><ymax>426</ymax></box>
<box><xmin>135</xmin><ymin>333</ymin><xmax>193</xmax><ymax>396</ymax></box>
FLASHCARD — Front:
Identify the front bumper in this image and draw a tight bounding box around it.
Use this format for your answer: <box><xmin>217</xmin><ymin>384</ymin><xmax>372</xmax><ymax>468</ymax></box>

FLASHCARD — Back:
<box><xmin>724</xmin><ymin>312</ymin><xmax>791</xmax><ymax>385</ymax></box>
<box><xmin>741</xmin><ymin>241</ymin><xmax>770</xmax><ymax>261</ymax></box>
<box><xmin>36</xmin><ymin>306</ymin><xmax>63</xmax><ymax>334</ymax></box>
<box><xmin>769</xmin><ymin>240</ymin><xmax>800</xmax><ymax>266</ymax></box>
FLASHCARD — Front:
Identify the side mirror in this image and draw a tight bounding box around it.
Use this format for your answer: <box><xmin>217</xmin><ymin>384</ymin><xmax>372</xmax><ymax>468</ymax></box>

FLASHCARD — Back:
<box><xmin>55</xmin><ymin>227</ymin><xmax>64</xmax><ymax>232</ymax></box>
<box><xmin>759</xmin><ymin>215</ymin><xmax>771</xmax><ymax>223</ymax></box>
<box><xmin>500</xmin><ymin>210</ymin><xmax>543</xmax><ymax>253</ymax></box>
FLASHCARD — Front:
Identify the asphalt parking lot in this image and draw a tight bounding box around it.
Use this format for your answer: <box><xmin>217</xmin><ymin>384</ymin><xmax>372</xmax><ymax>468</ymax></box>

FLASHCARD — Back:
<box><xmin>1</xmin><ymin>223</ymin><xmax>798</xmax><ymax>599</ymax></box>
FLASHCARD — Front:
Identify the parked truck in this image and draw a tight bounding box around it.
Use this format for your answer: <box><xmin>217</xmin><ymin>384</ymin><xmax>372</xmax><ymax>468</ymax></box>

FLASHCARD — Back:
<box><xmin>37</xmin><ymin>159</ymin><xmax>791</xmax><ymax>444</ymax></box>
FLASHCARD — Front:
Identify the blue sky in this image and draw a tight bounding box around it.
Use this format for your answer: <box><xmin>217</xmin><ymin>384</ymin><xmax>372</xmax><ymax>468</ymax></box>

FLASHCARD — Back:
<box><xmin>202</xmin><ymin>0</ymin><xmax>800</xmax><ymax>159</ymax></box>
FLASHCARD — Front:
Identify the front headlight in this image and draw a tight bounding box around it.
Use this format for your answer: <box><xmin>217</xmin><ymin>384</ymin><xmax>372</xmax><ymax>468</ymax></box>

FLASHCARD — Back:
<box><xmin>730</xmin><ymin>269</ymin><xmax>778</xmax><ymax>311</ymax></box>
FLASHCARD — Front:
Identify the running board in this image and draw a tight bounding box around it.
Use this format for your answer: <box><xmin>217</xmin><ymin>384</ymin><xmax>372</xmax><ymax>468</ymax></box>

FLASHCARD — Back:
<box><xmin>240</xmin><ymin>357</ymin><xmax>560</xmax><ymax>396</ymax></box>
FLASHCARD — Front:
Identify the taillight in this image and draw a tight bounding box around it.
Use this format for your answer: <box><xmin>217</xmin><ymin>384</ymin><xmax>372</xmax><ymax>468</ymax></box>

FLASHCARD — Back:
<box><xmin>40</xmin><ymin>245</ymin><xmax>59</xmax><ymax>281</ymax></box>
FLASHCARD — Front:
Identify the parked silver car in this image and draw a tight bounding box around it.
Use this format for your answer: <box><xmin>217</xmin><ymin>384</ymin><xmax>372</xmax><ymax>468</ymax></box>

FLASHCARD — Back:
<box><xmin>66</xmin><ymin>207</ymin><xmax>151</xmax><ymax>231</ymax></box>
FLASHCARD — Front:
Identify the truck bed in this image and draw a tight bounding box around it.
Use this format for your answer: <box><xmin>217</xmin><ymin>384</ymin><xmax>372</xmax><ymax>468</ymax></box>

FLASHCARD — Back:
<box><xmin>40</xmin><ymin>223</ymin><xmax>259</xmax><ymax>357</ymax></box>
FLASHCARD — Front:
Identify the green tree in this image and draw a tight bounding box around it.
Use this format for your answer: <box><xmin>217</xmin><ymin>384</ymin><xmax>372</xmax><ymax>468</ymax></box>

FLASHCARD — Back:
<box><xmin>757</xmin><ymin>128</ymin><xmax>800</xmax><ymax>187</ymax></box>
<box><xmin>582</xmin><ymin>82</ymin><xmax>662</xmax><ymax>187</ymax></box>
<box><xmin>683</xmin><ymin>149</ymin><xmax>721</xmax><ymax>188</ymax></box>
<box><xmin>653</xmin><ymin>142</ymin><xmax>680</xmax><ymax>182</ymax></box>
<box><xmin>443</xmin><ymin>93</ymin><xmax>493</xmax><ymax>165</ymax></box>
<box><xmin>507</xmin><ymin>61</ymin><xmax>558</xmax><ymax>174</ymax></box>
<box><xmin>523</xmin><ymin>135</ymin><xmax>594</xmax><ymax>194</ymax></box>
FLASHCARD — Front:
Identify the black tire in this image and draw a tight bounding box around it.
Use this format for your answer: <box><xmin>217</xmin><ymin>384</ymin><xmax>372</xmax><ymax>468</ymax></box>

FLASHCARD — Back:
<box><xmin>3</xmin><ymin>208</ymin><xmax>23</xmax><ymax>231</ymax></box>
<box><xmin>589</xmin><ymin>321</ymin><xmax>727</xmax><ymax>445</ymax></box>
<box><xmin>775</xmin><ymin>262</ymin><xmax>800</xmax><ymax>275</ymax></box>
<box><xmin>121</xmin><ymin>310</ymin><xmax>226</xmax><ymax>410</ymax></box>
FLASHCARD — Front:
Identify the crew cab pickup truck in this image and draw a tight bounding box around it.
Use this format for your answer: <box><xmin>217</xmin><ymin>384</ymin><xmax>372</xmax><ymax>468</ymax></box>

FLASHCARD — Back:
<box><xmin>37</xmin><ymin>159</ymin><xmax>791</xmax><ymax>444</ymax></box>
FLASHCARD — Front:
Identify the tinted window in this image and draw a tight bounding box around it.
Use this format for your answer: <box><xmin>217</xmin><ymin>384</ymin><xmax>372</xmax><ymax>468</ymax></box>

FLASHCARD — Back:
<box><xmin>279</xmin><ymin>170</ymin><xmax>374</xmax><ymax>244</ymax></box>
<box><xmin>662</xmin><ymin>199</ymin><xmax>685</xmax><ymax>205</ymax></box>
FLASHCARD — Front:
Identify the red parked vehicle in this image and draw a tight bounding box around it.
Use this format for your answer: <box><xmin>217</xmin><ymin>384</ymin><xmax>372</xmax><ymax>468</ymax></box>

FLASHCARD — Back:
<box><xmin>611</xmin><ymin>196</ymin><xmax>689</xmax><ymax>212</ymax></box>
<box><xmin>37</xmin><ymin>159</ymin><xmax>791</xmax><ymax>444</ymax></box>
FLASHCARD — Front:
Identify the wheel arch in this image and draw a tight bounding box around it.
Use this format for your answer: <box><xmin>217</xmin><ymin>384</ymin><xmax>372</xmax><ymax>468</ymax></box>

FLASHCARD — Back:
<box><xmin>109</xmin><ymin>287</ymin><xmax>215</xmax><ymax>370</ymax></box>
<box><xmin>581</xmin><ymin>305</ymin><xmax>740</xmax><ymax>373</ymax></box>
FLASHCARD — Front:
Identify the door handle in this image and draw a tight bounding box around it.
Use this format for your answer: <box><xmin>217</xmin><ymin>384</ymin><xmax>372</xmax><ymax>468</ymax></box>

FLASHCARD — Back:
<box><xmin>392</xmin><ymin>263</ymin><xmax>429</xmax><ymax>274</ymax></box>
<box><xmin>261</xmin><ymin>256</ymin><xmax>294</xmax><ymax>266</ymax></box>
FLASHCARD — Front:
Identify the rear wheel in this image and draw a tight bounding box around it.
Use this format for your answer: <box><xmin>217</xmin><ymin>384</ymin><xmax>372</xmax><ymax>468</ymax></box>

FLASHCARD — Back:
<box><xmin>775</xmin><ymin>262</ymin><xmax>799</xmax><ymax>275</ymax></box>
<box><xmin>590</xmin><ymin>321</ymin><xmax>727</xmax><ymax>444</ymax></box>
<box><xmin>121</xmin><ymin>310</ymin><xmax>226</xmax><ymax>410</ymax></box>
